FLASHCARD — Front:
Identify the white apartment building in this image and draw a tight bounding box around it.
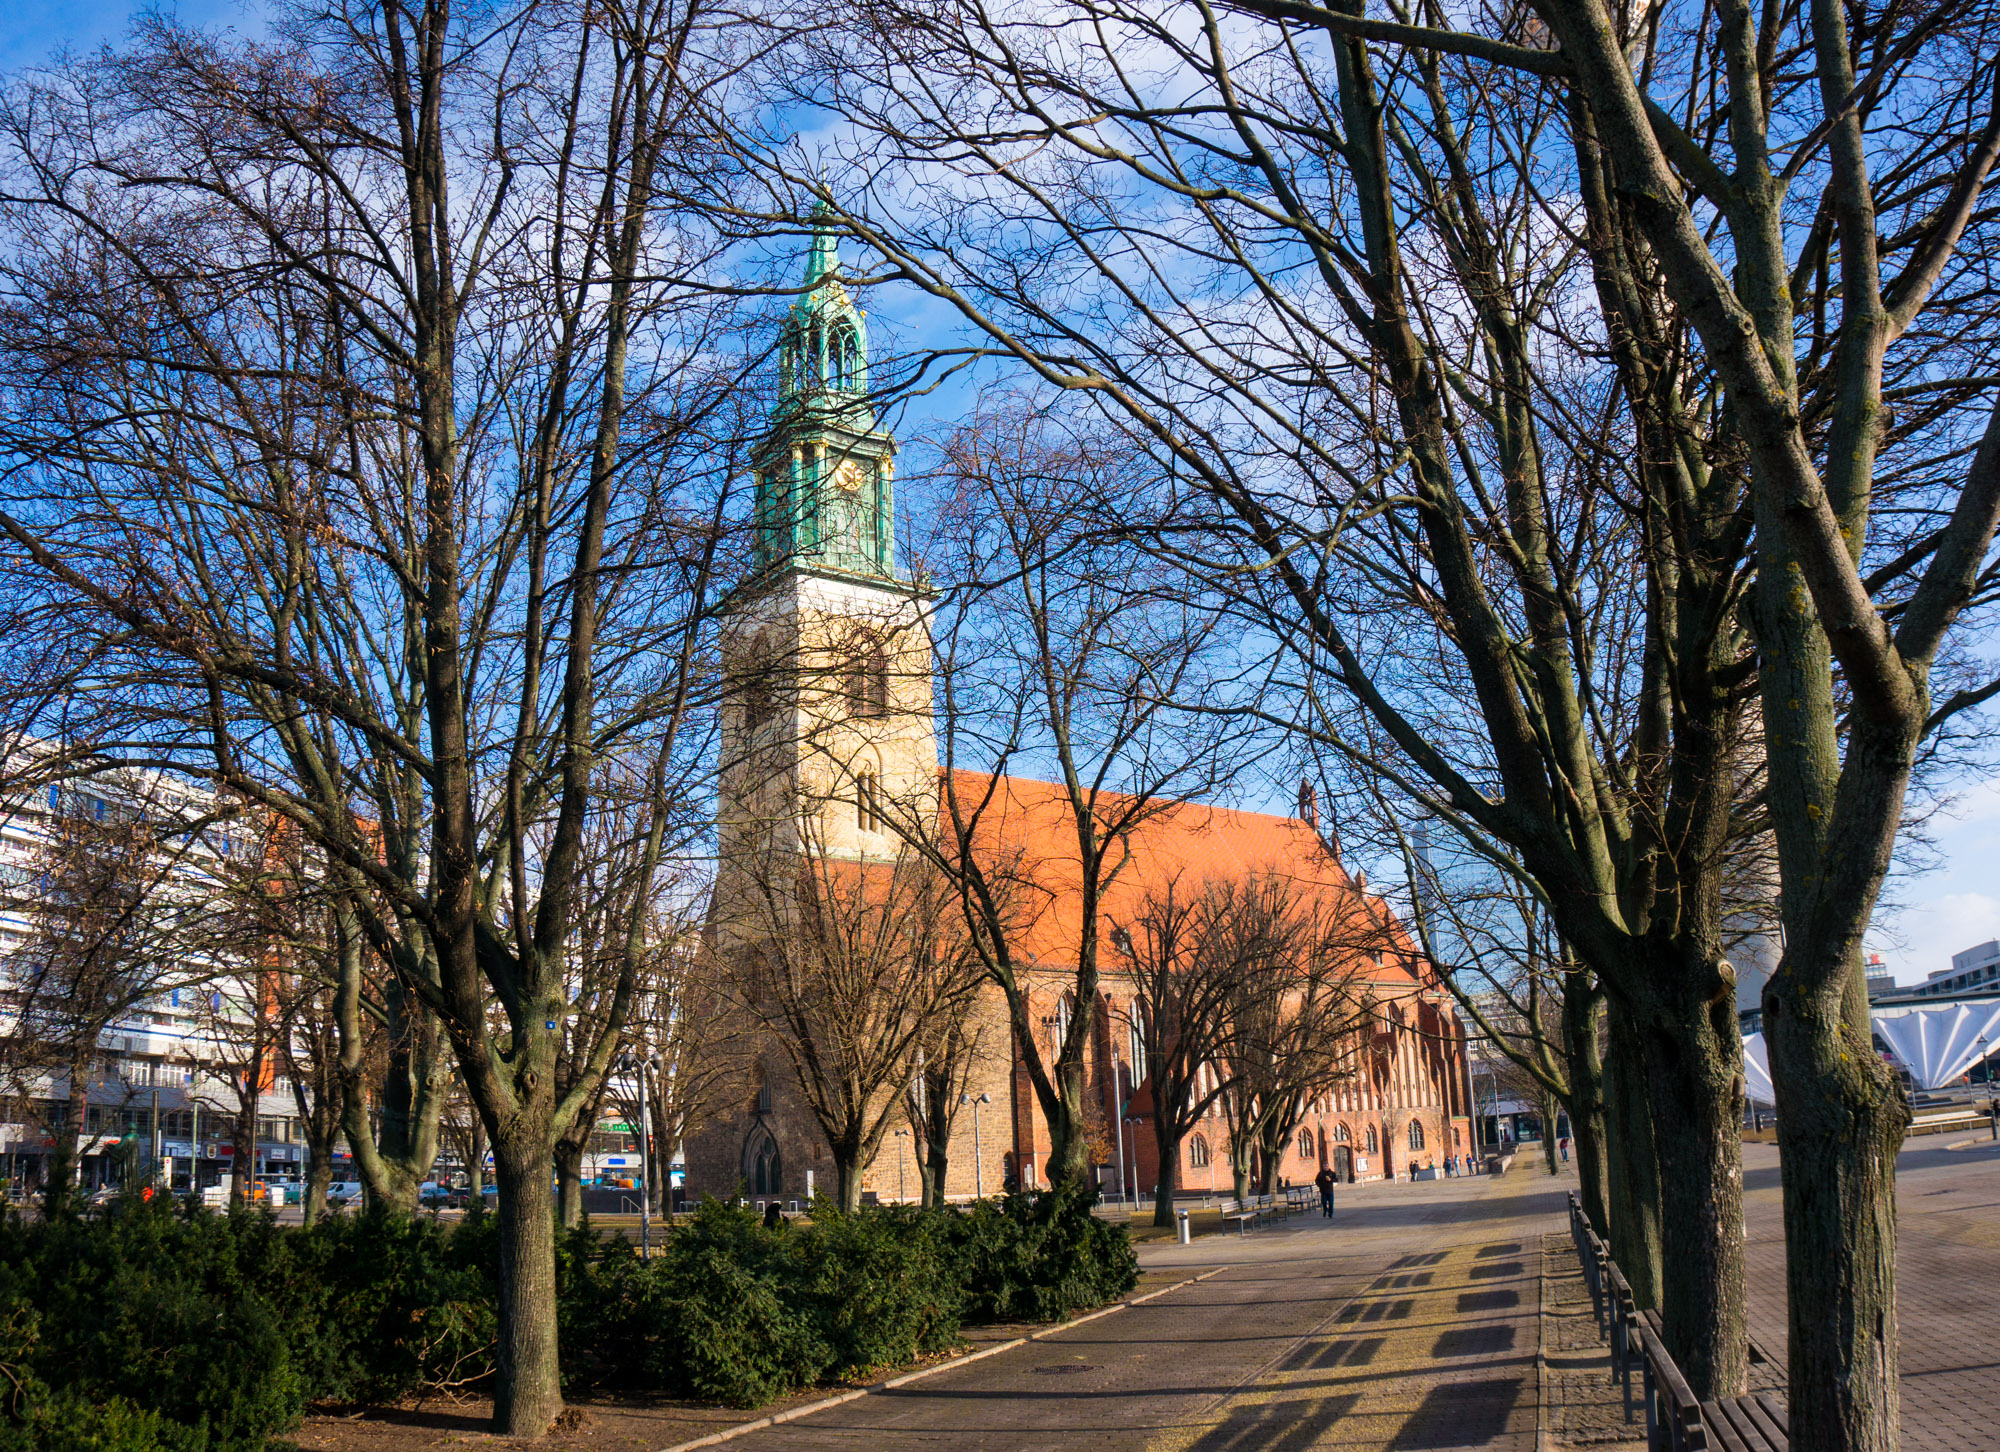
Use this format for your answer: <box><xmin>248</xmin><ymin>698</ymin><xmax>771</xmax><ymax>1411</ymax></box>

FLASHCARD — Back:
<box><xmin>0</xmin><ymin>751</ymin><xmax>306</xmax><ymax>1194</ymax></box>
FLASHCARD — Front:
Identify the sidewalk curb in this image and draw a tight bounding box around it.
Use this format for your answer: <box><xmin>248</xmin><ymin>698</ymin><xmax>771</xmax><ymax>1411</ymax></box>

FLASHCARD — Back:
<box><xmin>656</xmin><ymin>1265</ymin><xmax>1237</xmax><ymax>1452</ymax></box>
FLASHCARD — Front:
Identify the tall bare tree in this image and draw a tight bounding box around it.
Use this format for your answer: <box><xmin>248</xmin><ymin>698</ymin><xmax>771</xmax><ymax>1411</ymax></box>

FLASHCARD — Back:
<box><xmin>727</xmin><ymin>824</ymin><xmax>983</xmax><ymax>1211</ymax></box>
<box><xmin>0</xmin><ymin>1</ymin><xmax>753</xmax><ymax>1429</ymax></box>
<box><xmin>880</xmin><ymin>401</ymin><xmax>1253</xmax><ymax>1188</ymax></box>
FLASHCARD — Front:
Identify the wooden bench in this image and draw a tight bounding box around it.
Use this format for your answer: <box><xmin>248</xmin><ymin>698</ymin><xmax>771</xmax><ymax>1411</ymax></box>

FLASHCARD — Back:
<box><xmin>1567</xmin><ymin>1193</ymin><xmax>1789</xmax><ymax>1451</ymax></box>
<box><xmin>1283</xmin><ymin>1185</ymin><xmax>1314</xmax><ymax>1215</ymax></box>
<box><xmin>1219</xmin><ymin>1198</ymin><xmax>1262</xmax><ymax>1233</ymax></box>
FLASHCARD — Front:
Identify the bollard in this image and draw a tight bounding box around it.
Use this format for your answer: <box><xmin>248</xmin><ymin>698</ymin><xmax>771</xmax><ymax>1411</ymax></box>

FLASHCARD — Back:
<box><xmin>1176</xmin><ymin>1208</ymin><xmax>1192</xmax><ymax>1245</ymax></box>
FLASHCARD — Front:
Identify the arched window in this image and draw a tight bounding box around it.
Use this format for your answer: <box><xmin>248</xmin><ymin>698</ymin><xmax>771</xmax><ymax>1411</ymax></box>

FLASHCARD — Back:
<box><xmin>1298</xmin><ymin>1128</ymin><xmax>1315</xmax><ymax>1159</ymax></box>
<box><xmin>830</xmin><ymin>323</ymin><xmax>860</xmax><ymax>388</ymax></box>
<box><xmin>1189</xmin><ymin>1134</ymin><xmax>1210</xmax><ymax>1169</ymax></box>
<box><xmin>856</xmin><ymin>770</ymin><xmax>881</xmax><ymax>833</ymax></box>
<box><xmin>844</xmin><ymin>643</ymin><xmax>889</xmax><ymax>718</ymax></box>
<box><xmin>1365</xmin><ymin>1124</ymin><xmax>1378</xmax><ymax>1154</ymax></box>
<box><xmin>747</xmin><ymin>1132</ymin><xmax>782</xmax><ymax>1196</ymax></box>
<box><xmin>1335</xmin><ymin>1123</ymin><xmax>1351</xmax><ymax>1144</ymax></box>
<box><xmin>1408</xmin><ymin>1119</ymin><xmax>1426</xmax><ymax>1151</ymax></box>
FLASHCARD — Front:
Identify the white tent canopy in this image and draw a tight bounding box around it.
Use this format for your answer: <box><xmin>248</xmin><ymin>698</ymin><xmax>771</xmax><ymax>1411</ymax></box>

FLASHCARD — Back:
<box><xmin>1873</xmin><ymin>1002</ymin><xmax>2000</xmax><ymax>1091</ymax></box>
<box><xmin>1742</xmin><ymin>1032</ymin><xmax>1776</xmax><ymax>1106</ymax></box>
<box><xmin>1744</xmin><ymin>1003</ymin><xmax>2000</xmax><ymax>1100</ymax></box>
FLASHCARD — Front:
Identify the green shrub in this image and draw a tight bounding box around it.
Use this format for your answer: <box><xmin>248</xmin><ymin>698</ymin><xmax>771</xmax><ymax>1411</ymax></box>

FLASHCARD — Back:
<box><xmin>947</xmin><ymin>1184</ymin><xmax>1139</xmax><ymax>1321</ymax></box>
<box><xmin>0</xmin><ymin>1180</ymin><xmax>1137</xmax><ymax>1442</ymax></box>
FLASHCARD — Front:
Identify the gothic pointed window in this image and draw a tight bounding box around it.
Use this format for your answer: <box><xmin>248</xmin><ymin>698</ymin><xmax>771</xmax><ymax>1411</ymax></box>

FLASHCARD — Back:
<box><xmin>830</xmin><ymin>323</ymin><xmax>860</xmax><ymax>389</ymax></box>
<box><xmin>1190</xmin><ymin>1134</ymin><xmax>1210</xmax><ymax>1169</ymax></box>
<box><xmin>856</xmin><ymin>769</ymin><xmax>880</xmax><ymax>833</ymax></box>
<box><xmin>1408</xmin><ymin>1119</ymin><xmax>1425</xmax><ymax>1151</ymax></box>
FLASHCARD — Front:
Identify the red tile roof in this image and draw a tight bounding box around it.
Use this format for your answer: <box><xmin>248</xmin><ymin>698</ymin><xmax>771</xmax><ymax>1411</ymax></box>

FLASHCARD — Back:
<box><xmin>941</xmin><ymin>770</ymin><xmax>1430</xmax><ymax>986</ymax></box>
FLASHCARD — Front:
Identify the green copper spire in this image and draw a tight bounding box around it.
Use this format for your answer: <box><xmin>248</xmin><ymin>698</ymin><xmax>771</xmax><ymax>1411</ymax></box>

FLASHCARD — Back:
<box><xmin>802</xmin><ymin>206</ymin><xmax>839</xmax><ymax>288</ymax></box>
<box><xmin>753</xmin><ymin>217</ymin><xmax>898</xmax><ymax>584</ymax></box>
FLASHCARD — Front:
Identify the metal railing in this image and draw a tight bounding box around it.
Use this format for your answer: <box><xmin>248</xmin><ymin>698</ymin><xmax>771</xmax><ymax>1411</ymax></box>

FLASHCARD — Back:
<box><xmin>1566</xmin><ymin>1191</ymin><xmax>1782</xmax><ymax>1451</ymax></box>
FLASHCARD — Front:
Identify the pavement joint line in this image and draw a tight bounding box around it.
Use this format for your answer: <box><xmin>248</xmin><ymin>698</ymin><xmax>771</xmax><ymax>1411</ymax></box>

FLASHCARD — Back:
<box><xmin>1535</xmin><ymin>1230</ymin><xmax>1550</xmax><ymax>1452</ymax></box>
<box><xmin>652</xmin><ymin>1264</ymin><xmax>1238</xmax><ymax>1452</ymax></box>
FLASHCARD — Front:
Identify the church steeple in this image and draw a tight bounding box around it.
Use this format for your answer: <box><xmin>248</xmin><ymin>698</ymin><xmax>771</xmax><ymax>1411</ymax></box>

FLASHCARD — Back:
<box><xmin>754</xmin><ymin>212</ymin><xmax>899</xmax><ymax>583</ymax></box>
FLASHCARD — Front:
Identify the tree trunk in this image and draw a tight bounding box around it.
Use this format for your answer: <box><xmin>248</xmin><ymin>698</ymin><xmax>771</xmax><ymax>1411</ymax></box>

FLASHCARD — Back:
<box><xmin>302</xmin><ymin>1148</ymin><xmax>332</xmax><ymax>1228</ymax></box>
<box><xmin>833</xmin><ymin>1144</ymin><xmax>864</xmax><ymax>1214</ymax></box>
<box><xmin>1603</xmin><ymin>999</ymin><xmax>1663</xmax><ymax>1309</ymax></box>
<box><xmin>232</xmin><ymin>1097</ymin><xmax>258</xmax><ymax>1208</ymax></box>
<box><xmin>492</xmin><ymin>1145</ymin><xmax>563</xmax><ymax>1436</ymax></box>
<box><xmin>1042</xmin><ymin>1065</ymin><xmax>1094</xmax><ymax>1187</ymax></box>
<box><xmin>1152</xmin><ymin>1124</ymin><xmax>1182</xmax><ymax>1227</ymax></box>
<box><xmin>1564</xmin><ymin>985</ymin><xmax>1612</xmax><ymax>1240</ymax></box>
<box><xmin>468</xmin><ymin>1116</ymin><xmax>486</xmax><ymax>1201</ymax></box>
<box><xmin>554</xmin><ymin>1140</ymin><xmax>584</xmax><ymax>1228</ymax></box>
<box><xmin>1643</xmin><ymin>1002</ymin><xmax>1748</xmax><ymax>1400</ymax></box>
<box><xmin>924</xmin><ymin>1145</ymin><xmax>949</xmax><ymax>1208</ymax></box>
<box><xmin>1539</xmin><ymin>1088</ymin><xmax>1560</xmax><ymax>1175</ymax></box>
<box><xmin>1766</xmin><ymin>963</ymin><xmax>1906</xmax><ymax>1451</ymax></box>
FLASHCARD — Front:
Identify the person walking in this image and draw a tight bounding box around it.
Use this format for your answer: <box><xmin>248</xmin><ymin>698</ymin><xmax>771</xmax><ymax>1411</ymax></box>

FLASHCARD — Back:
<box><xmin>1558</xmin><ymin>1135</ymin><xmax>1571</xmax><ymax>1164</ymax></box>
<box><xmin>1314</xmin><ymin>1164</ymin><xmax>1336</xmax><ymax>1218</ymax></box>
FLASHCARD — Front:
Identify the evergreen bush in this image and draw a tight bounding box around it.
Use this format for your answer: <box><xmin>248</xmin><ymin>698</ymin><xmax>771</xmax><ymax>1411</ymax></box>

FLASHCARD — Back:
<box><xmin>0</xmin><ymin>1183</ymin><xmax>1133</xmax><ymax>1444</ymax></box>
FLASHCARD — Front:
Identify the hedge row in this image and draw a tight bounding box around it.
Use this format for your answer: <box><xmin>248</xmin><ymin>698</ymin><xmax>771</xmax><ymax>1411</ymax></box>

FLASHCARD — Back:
<box><xmin>0</xmin><ymin>1186</ymin><xmax>1135</xmax><ymax>1450</ymax></box>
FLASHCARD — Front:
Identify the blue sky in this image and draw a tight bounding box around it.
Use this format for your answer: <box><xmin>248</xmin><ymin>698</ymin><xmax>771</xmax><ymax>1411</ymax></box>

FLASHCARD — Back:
<box><xmin>0</xmin><ymin>3</ymin><xmax>256</xmax><ymax>72</ymax></box>
<box><xmin>4</xmin><ymin>3</ymin><xmax>1992</xmax><ymax>986</ymax></box>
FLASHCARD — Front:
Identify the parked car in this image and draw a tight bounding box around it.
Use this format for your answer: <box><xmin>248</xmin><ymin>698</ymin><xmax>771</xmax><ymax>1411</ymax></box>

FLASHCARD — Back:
<box><xmin>418</xmin><ymin>1181</ymin><xmax>453</xmax><ymax>1210</ymax></box>
<box><xmin>326</xmin><ymin>1181</ymin><xmax>363</xmax><ymax>1207</ymax></box>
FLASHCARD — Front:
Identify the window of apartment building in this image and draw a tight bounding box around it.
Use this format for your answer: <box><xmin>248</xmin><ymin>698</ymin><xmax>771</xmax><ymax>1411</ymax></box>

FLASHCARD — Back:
<box><xmin>257</xmin><ymin>1117</ymin><xmax>290</xmax><ymax>1144</ymax></box>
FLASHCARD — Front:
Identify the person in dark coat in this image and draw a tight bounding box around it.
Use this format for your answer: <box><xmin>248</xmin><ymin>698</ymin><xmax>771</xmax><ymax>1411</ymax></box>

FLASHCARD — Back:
<box><xmin>1314</xmin><ymin>1164</ymin><xmax>1336</xmax><ymax>1218</ymax></box>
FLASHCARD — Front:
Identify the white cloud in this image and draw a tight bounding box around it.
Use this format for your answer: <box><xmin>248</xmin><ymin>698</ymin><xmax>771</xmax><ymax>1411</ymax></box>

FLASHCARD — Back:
<box><xmin>1871</xmin><ymin>777</ymin><xmax>2000</xmax><ymax>983</ymax></box>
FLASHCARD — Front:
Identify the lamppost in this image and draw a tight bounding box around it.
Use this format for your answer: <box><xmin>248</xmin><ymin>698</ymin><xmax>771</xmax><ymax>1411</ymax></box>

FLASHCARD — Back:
<box><xmin>892</xmin><ymin>1128</ymin><xmax>909</xmax><ymax>1202</ymax></box>
<box><xmin>960</xmin><ymin>1092</ymin><xmax>991</xmax><ymax>1198</ymax></box>
<box><xmin>1110</xmin><ymin>1054</ymin><xmax>1129</xmax><ymax>1207</ymax></box>
<box><xmin>1979</xmin><ymin>1035</ymin><xmax>1991</xmax><ymax>1105</ymax></box>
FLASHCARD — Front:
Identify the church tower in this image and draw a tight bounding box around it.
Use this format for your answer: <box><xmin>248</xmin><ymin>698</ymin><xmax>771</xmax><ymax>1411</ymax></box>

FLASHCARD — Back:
<box><xmin>717</xmin><ymin>215</ymin><xmax>935</xmax><ymax>898</ymax></box>
<box><xmin>695</xmin><ymin>218</ymin><xmax>942</xmax><ymax>1205</ymax></box>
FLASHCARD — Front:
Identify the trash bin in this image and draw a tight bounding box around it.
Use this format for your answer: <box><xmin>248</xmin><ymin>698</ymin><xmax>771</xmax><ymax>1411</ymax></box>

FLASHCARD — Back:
<box><xmin>1176</xmin><ymin>1208</ymin><xmax>1191</xmax><ymax>1245</ymax></box>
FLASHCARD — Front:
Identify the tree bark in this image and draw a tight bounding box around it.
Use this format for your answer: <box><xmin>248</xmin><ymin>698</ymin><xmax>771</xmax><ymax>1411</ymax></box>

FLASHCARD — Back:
<box><xmin>1766</xmin><ymin>959</ymin><xmax>1906</xmax><ymax>1449</ymax></box>
<box><xmin>1642</xmin><ymin>983</ymin><xmax>1748</xmax><ymax>1399</ymax></box>
<box><xmin>833</xmin><ymin>1144</ymin><xmax>864</xmax><ymax>1213</ymax></box>
<box><xmin>1152</xmin><ymin>1123</ymin><xmax>1182</xmax><ymax>1227</ymax></box>
<box><xmin>302</xmin><ymin>1149</ymin><xmax>332</xmax><ymax>1228</ymax></box>
<box><xmin>554</xmin><ymin>1140</ymin><xmax>585</xmax><ymax>1229</ymax></box>
<box><xmin>1564</xmin><ymin>984</ymin><xmax>1612</xmax><ymax>1240</ymax></box>
<box><xmin>1603</xmin><ymin>1000</ymin><xmax>1663</xmax><ymax>1309</ymax></box>
<box><xmin>493</xmin><ymin>1147</ymin><xmax>563</xmax><ymax>1437</ymax></box>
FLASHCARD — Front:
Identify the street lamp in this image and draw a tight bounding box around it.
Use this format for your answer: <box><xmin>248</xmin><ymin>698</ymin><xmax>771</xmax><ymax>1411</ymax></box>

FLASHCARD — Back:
<box><xmin>1110</xmin><ymin>1054</ymin><xmax>1129</xmax><ymax>1208</ymax></box>
<box><xmin>892</xmin><ymin>1128</ymin><xmax>909</xmax><ymax>1202</ymax></box>
<box><xmin>960</xmin><ymin>1092</ymin><xmax>991</xmax><ymax>1198</ymax></box>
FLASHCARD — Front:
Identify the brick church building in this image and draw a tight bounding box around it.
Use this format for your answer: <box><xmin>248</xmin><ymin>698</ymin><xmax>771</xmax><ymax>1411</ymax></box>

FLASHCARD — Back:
<box><xmin>682</xmin><ymin>225</ymin><xmax>1474</xmax><ymax>1207</ymax></box>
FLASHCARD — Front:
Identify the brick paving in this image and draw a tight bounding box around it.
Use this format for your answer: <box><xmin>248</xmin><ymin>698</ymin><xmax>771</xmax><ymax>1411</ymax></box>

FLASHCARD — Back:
<box><xmin>720</xmin><ymin>1169</ymin><xmax>1570</xmax><ymax>1452</ymax></box>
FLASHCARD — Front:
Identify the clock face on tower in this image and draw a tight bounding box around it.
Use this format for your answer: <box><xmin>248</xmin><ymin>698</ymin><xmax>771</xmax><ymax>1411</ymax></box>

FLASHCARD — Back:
<box><xmin>834</xmin><ymin>459</ymin><xmax>865</xmax><ymax>493</ymax></box>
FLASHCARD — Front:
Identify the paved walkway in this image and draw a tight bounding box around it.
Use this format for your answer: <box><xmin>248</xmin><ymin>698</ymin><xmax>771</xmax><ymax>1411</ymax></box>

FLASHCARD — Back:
<box><xmin>722</xmin><ymin>1169</ymin><xmax>1569</xmax><ymax>1452</ymax></box>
